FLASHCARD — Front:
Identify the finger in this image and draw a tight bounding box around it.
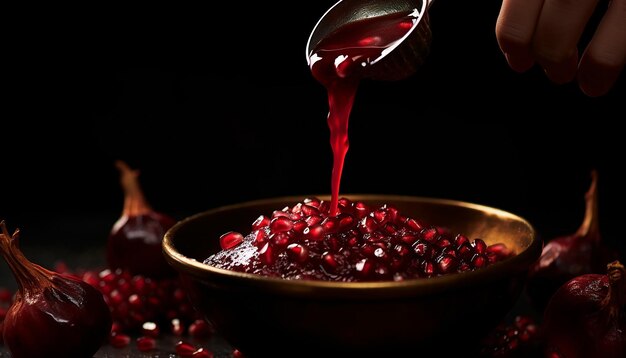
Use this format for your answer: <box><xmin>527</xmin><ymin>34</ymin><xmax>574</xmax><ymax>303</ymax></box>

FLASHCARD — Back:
<box><xmin>578</xmin><ymin>0</ymin><xmax>626</xmax><ymax>97</ymax></box>
<box><xmin>496</xmin><ymin>0</ymin><xmax>545</xmax><ymax>72</ymax></box>
<box><xmin>532</xmin><ymin>0</ymin><xmax>600</xmax><ymax>84</ymax></box>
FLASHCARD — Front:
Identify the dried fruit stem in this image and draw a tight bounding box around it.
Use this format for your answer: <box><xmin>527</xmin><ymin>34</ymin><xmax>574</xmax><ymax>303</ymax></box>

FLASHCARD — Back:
<box><xmin>575</xmin><ymin>170</ymin><xmax>600</xmax><ymax>243</ymax></box>
<box><xmin>602</xmin><ymin>261</ymin><xmax>626</xmax><ymax>323</ymax></box>
<box><xmin>115</xmin><ymin>160</ymin><xmax>152</xmax><ymax>216</ymax></box>
<box><xmin>0</xmin><ymin>222</ymin><xmax>48</xmax><ymax>294</ymax></box>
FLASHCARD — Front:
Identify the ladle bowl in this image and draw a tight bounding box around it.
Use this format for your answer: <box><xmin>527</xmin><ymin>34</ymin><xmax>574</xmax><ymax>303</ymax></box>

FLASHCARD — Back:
<box><xmin>306</xmin><ymin>0</ymin><xmax>433</xmax><ymax>81</ymax></box>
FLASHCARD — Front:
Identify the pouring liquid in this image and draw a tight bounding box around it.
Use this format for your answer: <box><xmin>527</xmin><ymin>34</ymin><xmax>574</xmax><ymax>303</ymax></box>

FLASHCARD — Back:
<box><xmin>308</xmin><ymin>9</ymin><xmax>420</xmax><ymax>215</ymax></box>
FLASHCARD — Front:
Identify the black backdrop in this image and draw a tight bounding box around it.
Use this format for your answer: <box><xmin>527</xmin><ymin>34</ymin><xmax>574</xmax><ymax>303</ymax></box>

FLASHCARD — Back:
<box><xmin>3</xmin><ymin>1</ymin><xmax>625</xmax><ymax>258</ymax></box>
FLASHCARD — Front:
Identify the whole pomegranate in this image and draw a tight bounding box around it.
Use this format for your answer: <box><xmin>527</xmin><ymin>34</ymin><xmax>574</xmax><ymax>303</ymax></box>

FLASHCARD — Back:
<box><xmin>107</xmin><ymin>160</ymin><xmax>177</xmax><ymax>278</ymax></box>
<box><xmin>0</xmin><ymin>222</ymin><xmax>111</xmax><ymax>358</ymax></box>
<box><xmin>543</xmin><ymin>260</ymin><xmax>626</xmax><ymax>358</ymax></box>
<box><xmin>526</xmin><ymin>170</ymin><xmax>618</xmax><ymax>311</ymax></box>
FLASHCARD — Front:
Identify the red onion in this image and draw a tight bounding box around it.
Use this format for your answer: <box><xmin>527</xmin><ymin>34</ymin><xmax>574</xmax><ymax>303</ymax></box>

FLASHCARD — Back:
<box><xmin>0</xmin><ymin>222</ymin><xmax>111</xmax><ymax>358</ymax></box>
<box><xmin>107</xmin><ymin>160</ymin><xmax>177</xmax><ymax>278</ymax></box>
<box><xmin>544</xmin><ymin>260</ymin><xmax>626</xmax><ymax>358</ymax></box>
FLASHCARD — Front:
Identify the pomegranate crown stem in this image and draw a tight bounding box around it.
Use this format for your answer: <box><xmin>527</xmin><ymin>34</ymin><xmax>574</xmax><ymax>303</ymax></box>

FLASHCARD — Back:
<box><xmin>115</xmin><ymin>160</ymin><xmax>152</xmax><ymax>216</ymax></box>
<box><xmin>0</xmin><ymin>221</ymin><xmax>49</xmax><ymax>292</ymax></box>
<box><xmin>575</xmin><ymin>169</ymin><xmax>600</xmax><ymax>242</ymax></box>
<box><xmin>606</xmin><ymin>260</ymin><xmax>626</xmax><ymax>302</ymax></box>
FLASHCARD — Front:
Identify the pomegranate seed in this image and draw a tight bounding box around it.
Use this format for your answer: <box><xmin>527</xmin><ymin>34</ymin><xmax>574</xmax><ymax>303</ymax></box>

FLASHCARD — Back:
<box><xmin>383</xmin><ymin>223</ymin><xmax>397</xmax><ymax>234</ymax></box>
<box><xmin>326</xmin><ymin>235</ymin><xmax>341</xmax><ymax>251</ymax></box>
<box><xmin>487</xmin><ymin>243</ymin><xmax>511</xmax><ymax>258</ymax></box>
<box><xmin>437</xmin><ymin>238</ymin><xmax>452</xmax><ymax>248</ymax></box>
<box><xmin>373</xmin><ymin>209</ymin><xmax>387</xmax><ymax>223</ymax></box>
<box><xmin>188</xmin><ymin>319</ymin><xmax>213</xmax><ymax>339</ymax></box>
<box><xmin>413</xmin><ymin>241</ymin><xmax>432</xmax><ymax>258</ymax></box>
<box><xmin>131</xmin><ymin>275</ymin><xmax>147</xmax><ymax>293</ymax></box>
<box><xmin>252</xmin><ymin>229</ymin><xmax>268</xmax><ymax>246</ymax></box>
<box><xmin>473</xmin><ymin>238</ymin><xmax>487</xmax><ymax>254</ymax></box>
<box><xmin>291</xmin><ymin>202</ymin><xmax>303</xmax><ymax>214</ymax></box>
<box><xmin>127</xmin><ymin>293</ymin><xmax>143</xmax><ymax>309</ymax></box>
<box><xmin>321</xmin><ymin>217</ymin><xmax>338</xmax><ymax>233</ymax></box>
<box><xmin>110</xmin><ymin>333</ymin><xmax>131</xmax><ymax>348</ymax></box>
<box><xmin>303</xmin><ymin>197</ymin><xmax>320</xmax><ymax>207</ymax></box>
<box><xmin>457</xmin><ymin>242</ymin><xmax>473</xmax><ymax>261</ymax></box>
<box><xmin>405</xmin><ymin>218</ymin><xmax>424</xmax><ymax>231</ymax></box>
<box><xmin>171</xmin><ymin>318</ymin><xmax>185</xmax><ymax>336</ymax></box>
<box><xmin>109</xmin><ymin>290</ymin><xmax>124</xmax><ymax>305</ymax></box>
<box><xmin>422</xmin><ymin>261</ymin><xmax>435</xmax><ymax>276</ymax></box>
<box><xmin>318</xmin><ymin>201</ymin><xmax>330</xmax><ymax>214</ymax></box>
<box><xmin>304</xmin><ymin>215</ymin><xmax>323</xmax><ymax>226</ymax></box>
<box><xmin>393</xmin><ymin>244</ymin><xmax>411</xmax><ymax>258</ymax></box>
<box><xmin>337</xmin><ymin>213</ymin><xmax>355</xmax><ymax>229</ymax></box>
<box><xmin>302</xmin><ymin>204</ymin><xmax>320</xmax><ymax>216</ymax></box>
<box><xmin>472</xmin><ymin>254</ymin><xmax>487</xmax><ymax>268</ymax></box>
<box><xmin>271</xmin><ymin>210</ymin><xmax>290</xmax><ymax>219</ymax></box>
<box><xmin>110</xmin><ymin>321</ymin><xmax>123</xmax><ymax>334</ymax></box>
<box><xmin>436</xmin><ymin>255</ymin><xmax>458</xmax><ymax>274</ymax></box>
<box><xmin>455</xmin><ymin>234</ymin><xmax>469</xmax><ymax>247</ymax></box>
<box><xmin>322</xmin><ymin>252</ymin><xmax>339</xmax><ymax>273</ymax></box>
<box><xmin>99</xmin><ymin>269</ymin><xmax>116</xmax><ymax>283</ymax></box>
<box><xmin>358</xmin><ymin>216</ymin><xmax>379</xmax><ymax>233</ymax></box>
<box><xmin>142</xmin><ymin>321</ymin><xmax>160</xmax><ymax>337</ymax></box>
<box><xmin>219</xmin><ymin>232</ymin><xmax>244</xmax><ymax>250</ymax></box>
<box><xmin>176</xmin><ymin>341</ymin><xmax>197</xmax><ymax>357</ymax></box>
<box><xmin>258</xmin><ymin>242</ymin><xmax>275</xmax><ymax>265</ymax></box>
<box><xmin>270</xmin><ymin>232</ymin><xmax>291</xmax><ymax>248</ymax></box>
<box><xmin>303</xmin><ymin>225</ymin><xmax>325</xmax><ymax>241</ymax></box>
<box><xmin>373</xmin><ymin>247</ymin><xmax>388</xmax><ymax>260</ymax></box>
<box><xmin>286</xmin><ymin>243</ymin><xmax>309</xmax><ymax>263</ymax></box>
<box><xmin>270</xmin><ymin>217</ymin><xmax>294</xmax><ymax>232</ymax></box>
<box><xmin>81</xmin><ymin>271</ymin><xmax>100</xmax><ymax>288</ymax></box>
<box><xmin>338</xmin><ymin>197</ymin><xmax>352</xmax><ymax>209</ymax></box>
<box><xmin>292</xmin><ymin>220</ymin><xmax>308</xmax><ymax>233</ymax></box>
<box><xmin>355</xmin><ymin>258</ymin><xmax>374</xmax><ymax>277</ymax></box>
<box><xmin>232</xmin><ymin>348</ymin><xmax>245</xmax><ymax>358</ymax></box>
<box><xmin>420</xmin><ymin>227</ymin><xmax>439</xmax><ymax>242</ymax></box>
<box><xmin>251</xmin><ymin>215</ymin><xmax>270</xmax><ymax>230</ymax></box>
<box><xmin>400</xmin><ymin>234</ymin><xmax>418</xmax><ymax>245</ymax></box>
<box><xmin>136</xmin><ymin>336</ymin><xmax>156</xmax><ymax>352</ymax></box>
<box><xmin>374</xmin><ymin>264</ymin><xmax>390</xmax><ymax>278</ymax></box>
<box><xmin>192</xmin><ymin>348</ymin><xmax>214</xmax><ymax>358</ymax></box>
<box><xmin>354</xmin><ymin>201</ymin><xmax>369</xmax><ymax>218</ymax></box>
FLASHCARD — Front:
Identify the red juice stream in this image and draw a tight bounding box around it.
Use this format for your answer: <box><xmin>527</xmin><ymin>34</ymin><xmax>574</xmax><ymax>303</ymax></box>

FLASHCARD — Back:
<box><xmin>308</xmin><ymin>9</ymin><xmax>420</xmax><ymax>215</ymax></box>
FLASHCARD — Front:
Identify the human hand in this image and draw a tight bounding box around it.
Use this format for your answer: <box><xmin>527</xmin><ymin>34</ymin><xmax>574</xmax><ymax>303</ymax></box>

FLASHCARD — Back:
<box><xmin>496</xmin><ymin>0</ymin><xmax>625</xmax><ymax>97</ymax></box>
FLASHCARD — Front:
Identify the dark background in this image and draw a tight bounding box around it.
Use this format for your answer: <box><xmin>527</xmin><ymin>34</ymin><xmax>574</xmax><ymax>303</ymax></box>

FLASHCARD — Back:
<box><xmin>2</xmin><ymin>1</ymin><xmax>625</xmax><ymax>274</ymax></box>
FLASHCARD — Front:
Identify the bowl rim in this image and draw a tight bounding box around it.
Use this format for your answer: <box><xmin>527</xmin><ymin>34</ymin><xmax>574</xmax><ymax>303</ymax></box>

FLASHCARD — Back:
<box><xmin>163</xmin><ymin>194</ymin><xmax>541</xmax><ymax>297</ymax></box>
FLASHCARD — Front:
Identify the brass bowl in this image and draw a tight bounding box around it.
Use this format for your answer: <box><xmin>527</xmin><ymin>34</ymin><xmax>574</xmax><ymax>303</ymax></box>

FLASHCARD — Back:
<box><xmin>163</xmin><ymin>195</ymin><xmax>541</xmax><ymax>357</ymax></box>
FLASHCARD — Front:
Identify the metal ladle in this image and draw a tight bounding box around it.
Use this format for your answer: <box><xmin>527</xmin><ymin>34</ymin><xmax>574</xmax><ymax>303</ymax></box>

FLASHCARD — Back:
<box><xmin>306</xmin><ymin>0</ymin><xmax>434</xmax><ymax>81</ymax></box>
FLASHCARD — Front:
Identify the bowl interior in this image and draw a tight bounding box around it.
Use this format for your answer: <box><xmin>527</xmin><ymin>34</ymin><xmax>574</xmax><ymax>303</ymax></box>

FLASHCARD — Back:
<box><xmin>167</xmin><ymin>194</ymin><xmax>536</xmax><ymax>274</ymax></box>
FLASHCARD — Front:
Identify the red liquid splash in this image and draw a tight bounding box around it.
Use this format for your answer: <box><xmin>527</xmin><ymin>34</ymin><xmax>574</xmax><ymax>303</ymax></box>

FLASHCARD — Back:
<box><xmin>308</xmin><ymin>9</ymin><xmax>419</xmax><ymax>215</ymax></box>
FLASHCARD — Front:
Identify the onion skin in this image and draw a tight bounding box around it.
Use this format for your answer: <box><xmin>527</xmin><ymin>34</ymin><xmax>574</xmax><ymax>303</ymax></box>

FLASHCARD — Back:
<box><xmin>544</xmin><ymin>261</ymin><xmax>626</xmax><ymax>358</ymax></box>
<box><xmin>0</xmin><ymin>223</ymin><xmax>112</xmax><ymax>358</ymax></box>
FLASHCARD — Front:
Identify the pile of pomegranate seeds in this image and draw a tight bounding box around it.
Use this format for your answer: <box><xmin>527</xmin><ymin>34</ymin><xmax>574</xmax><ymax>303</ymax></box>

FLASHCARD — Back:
<box><xmin>204</xmin><ymin>197</ymin><xmax>513</xmax><ymax>281</ymax></box>
<box><xmin>81</xmin><ymin>268</ymin><xmax>200</xmax><ymax>333</ymax></box>
<box><xmin>480</xmin><ymin>315</ymin><xmax>541</xmax><ymax>357</ymax></box>
<box><xmin>5</xmin><ymin>265</ymin><xmax>250</xmax><ymax>355</ymax></box>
